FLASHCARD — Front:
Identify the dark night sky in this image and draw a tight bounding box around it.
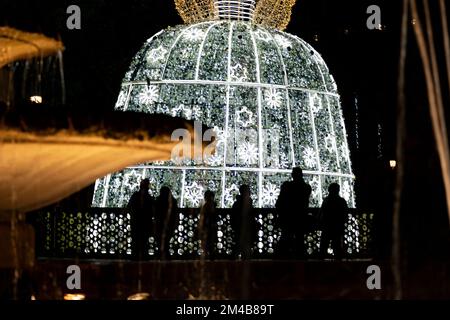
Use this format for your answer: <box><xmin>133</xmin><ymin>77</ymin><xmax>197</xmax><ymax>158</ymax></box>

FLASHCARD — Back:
<box><xmin>1</xmin><ymin>0</ymin><xmax>448</xmax><ymax>261</ymax></box>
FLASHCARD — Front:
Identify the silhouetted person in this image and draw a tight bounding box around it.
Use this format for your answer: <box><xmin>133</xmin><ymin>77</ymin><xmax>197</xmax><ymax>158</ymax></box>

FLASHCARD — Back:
<box><xmin>231</xmin><ymin>185</ymin><xmax>255</xmax><ymax>259</ymax></box>
<box><xmin>276</xmin><ymin>167</ymin><xmax>312</xmax><ymax>258</ymax></box>
<box><xmin>127</xmin><ymin>178</ymin><xmax>155</xmax><ymax>260</ymax></box>
<box><xmin>319</xmin><ymin>183</ymin><xmax>348</xmax><ymax>259</ymax></box>
<box><xmin>155</xmin><ymin>186</ymin><xmax>179</xmax><ymax>259</ymax></box>
<box><xmin>198</xmin><ymin>190</ymin><xmax>217</xmax><ymax>258</ymax></box>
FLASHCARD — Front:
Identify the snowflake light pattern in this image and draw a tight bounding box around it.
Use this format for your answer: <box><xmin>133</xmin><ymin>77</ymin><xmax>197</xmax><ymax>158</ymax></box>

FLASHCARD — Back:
<box><xmin>146</xmin><ymin>46</ymin><xmax>168</xmax><ymax>64</ymax></box>
<box><xmin>264</xmin><ymin>88</ymin><xmax>283</xmax><ymax>109</ymax></box>
<box><xmin>262</xmin><ymin>183</ymin><xmax>280</xmax><ymax>206</ymax></box>
<box><xmin>236</xmin><ymin>107</ymin><xmax>254</xmax><ymax>128</ymax></box>
<box><xmin>184</xmin><ymin>182</ymin><xmax>204</xmax><ymax>207</ymax></box>
<box><xmin>138</xmin><ymin>86</ymin><xmax>159</xmax><ymax>105</ymax></box>
<box><xmin>303</xmin><ymin>147</ymin><xmax>317</xmax><ymax>169</ymax></box>
<box><xmin>230</xmin><ymin>63</ymin><xmax>249</xmax><ymax>82</ymax></box>
<box><xmin>238</xmin><ymin>142</ymin><xmax>259</xmax><ymax>165</ymax></box>
<box><xmin>184</xmin><ymin>28</ymin><xmax>206</xmax><ymax>41</ymax></box>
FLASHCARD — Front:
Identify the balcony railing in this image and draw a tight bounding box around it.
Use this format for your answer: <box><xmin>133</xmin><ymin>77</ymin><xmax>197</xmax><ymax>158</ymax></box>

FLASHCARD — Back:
<box><xmin>30</xmin><ymin>208</ymin><xmax>374</xmax><ymax>260</ymax></box>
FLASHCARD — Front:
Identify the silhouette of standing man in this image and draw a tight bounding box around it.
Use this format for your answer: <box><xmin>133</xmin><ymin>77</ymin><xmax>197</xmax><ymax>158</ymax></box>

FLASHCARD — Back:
<box><xmin>127</xmin><ymin>178</ymin><xmax>155</xmax><ymax>260</ymax></box>
<box><xmin>155</xmin><ymin>186</ymin><xmax>178</xmax><ymax>259</ymax></box>
<box><xmin>276</xmin><ymin>167</ymin><xmax>312</xmax><ymax>258</ymax></box>
<box><xmin>198</xmin><ymin>190</ymin><xmax>217</xmax><ymax>258</ymax></box>
<box><xmin>231</xmin><ymin>185</ymin><xmax>255</xmax><ymax>260</ymax></box>
<box><xmin>319</xmin><ymin>183</ymin><xmax>348</xmax><ymax>259</ymax></box>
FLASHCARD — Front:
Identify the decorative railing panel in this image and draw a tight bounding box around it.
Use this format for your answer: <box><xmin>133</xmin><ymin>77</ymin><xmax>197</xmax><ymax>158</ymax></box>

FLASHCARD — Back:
<box><xmin>31</xmin><ymin>208</ymin><xmax>374</xmax><ymax>259</ymax></box>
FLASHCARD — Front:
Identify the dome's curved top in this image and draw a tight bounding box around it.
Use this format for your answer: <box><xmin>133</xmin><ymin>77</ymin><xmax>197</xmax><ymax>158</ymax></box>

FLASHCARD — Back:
<box><xmin>123</xmin><ymin>21</ymin><xmax>338</xmax><ymax>95</ymax></box>
<box><xmin>175</xmin><ymin>0</ymin><xmax>298</xmax><ymax>30</ymax></box>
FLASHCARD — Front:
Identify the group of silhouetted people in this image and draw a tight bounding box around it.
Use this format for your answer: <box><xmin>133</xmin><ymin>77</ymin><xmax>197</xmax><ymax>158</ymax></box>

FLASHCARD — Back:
<box><xmin>128</xmin><ymin>167</ymin><xmax>349</xmax><ymax>260</ymax></box>
<box><xmin>127</xmin><ymin>180</ymin><xmax>256</xmax><ymax>260</ymax></box>
<box><xmin>127</xmin><ymin>179</ymin><xmax>178</xmax><ymax>260</ymax></box>
<box><xmin>276</xmin><ymin>167</ymin><xmax>349</xmax><ymax>259</ymax></box>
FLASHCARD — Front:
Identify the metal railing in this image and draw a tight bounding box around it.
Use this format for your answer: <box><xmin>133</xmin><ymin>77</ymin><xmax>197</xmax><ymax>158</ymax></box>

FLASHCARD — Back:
<box><xmin>30</xmin><ymin>208</ymin><xmax>374</xmax><ymax>260</ymax></box>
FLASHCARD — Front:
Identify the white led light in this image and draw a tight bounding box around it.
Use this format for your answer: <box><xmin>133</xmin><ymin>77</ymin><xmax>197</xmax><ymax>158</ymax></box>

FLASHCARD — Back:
<box><xmin>389</xmin><ymin>160</ymin><xmax>397</xmax><ymax>169</ymax></box>
<box><xmin>29</xmin><ymin>95</ymin><xmax>43</xmax><ymax>104</ymax></box>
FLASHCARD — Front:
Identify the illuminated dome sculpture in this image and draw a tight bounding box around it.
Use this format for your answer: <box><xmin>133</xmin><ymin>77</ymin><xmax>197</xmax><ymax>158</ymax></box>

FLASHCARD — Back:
<box><xmin>92</xmin><ymin>0</ymin><xmax>356</xmax><ymax>209</ymax></box>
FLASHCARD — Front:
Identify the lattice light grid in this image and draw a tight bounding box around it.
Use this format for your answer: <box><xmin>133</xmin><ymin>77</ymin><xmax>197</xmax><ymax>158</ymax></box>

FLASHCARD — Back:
<box><xmin>175</xmin><ymin>0</ymin><xmax>298</xmax><ymax>30</ymax></box>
